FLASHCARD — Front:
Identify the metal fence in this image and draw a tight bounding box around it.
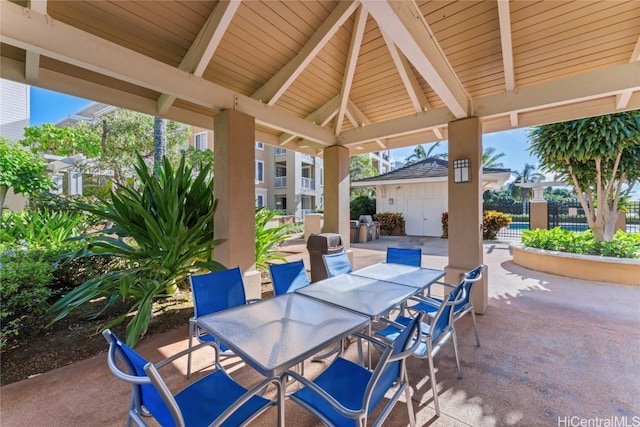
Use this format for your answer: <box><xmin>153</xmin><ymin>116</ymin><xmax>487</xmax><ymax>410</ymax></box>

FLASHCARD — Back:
<box><xmin>483</xmin><ymin>201</ymin><xmax>529</xmax><ymax>240</ymax></box>
<box><xmin>483</xmin><ymin>200</ymin><xmax>640</xmax><ymax>240</ymax></box>
<box><xmin>626</xmin><ymin>201</ymin><xmax>640</xmax><ymax>234</ymax></box>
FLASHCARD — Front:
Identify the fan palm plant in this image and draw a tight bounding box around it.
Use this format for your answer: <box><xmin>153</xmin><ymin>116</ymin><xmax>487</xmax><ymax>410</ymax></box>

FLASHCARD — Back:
<box><xmin>48</xmin><ymin>153</ymin><xmax>224</xmax><ymax>346</ymax></box>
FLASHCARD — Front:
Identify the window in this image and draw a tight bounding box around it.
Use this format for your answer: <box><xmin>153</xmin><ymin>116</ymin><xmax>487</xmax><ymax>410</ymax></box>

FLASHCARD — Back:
<box><xmin>256</xmin><ymin>194</ymin><xmax>264</xmax><ymax>208</ymax></box>
<box><xmin>194</xmin><ymin>132</ymin><xmax>207</xmax><ymax>151</ymax></box>
<box><xmin>255</xmin><ymin>160</ymin><xmax>264</xmax><ymax>183</ymax></box>
<box><xmin>320</xmin><ymin>168</ymin><xmax>323</xmax><ymax>187</ymax></box>
<box><xmin>255</xmin><ymin>142</ymin><xmax>264</xmax><ymax>150</ymax></box>
<box><xmin>275</xmin><ymin>147</ymin><xmax>287</xmax><ymax>155</ymax></box>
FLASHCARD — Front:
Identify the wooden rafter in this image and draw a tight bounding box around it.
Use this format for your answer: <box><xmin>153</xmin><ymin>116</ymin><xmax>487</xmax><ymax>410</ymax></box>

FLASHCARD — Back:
<box><xmin>158</xmin><ymin>0</ymin><xmax>240</xmax><ymax>114</ymax></box>
<box><xmin>279</xmin><ymin>96</ymin><xmax>340</xmax><ymax>146</ymax></box>
<box><xmin>362</xmin><ymin>0</ymin><xmax>469</xmax><ymax>118</ymax></box>
<box><xmin>252</xmin><ymin>1</ymin><xmax>359</xmax><ymax>106</ymax></box>
<box><xmin>616</xmin><ymin>36</ymin><xmax>640</xmax><ymax>110</ymax></box>
<box><xmin>25</xmin><ymin>0</ymin><xmax>47</xmax><ymax>82</ymax></box>
<box><xmin>346</xmin><ymin>100</ymin><xmax>386</xmax><ymax>149</ymax></box>
<box><xmin>335</xmin><ymin>5</ymin><xmax>367</xmax><ymax>136</ymax></box>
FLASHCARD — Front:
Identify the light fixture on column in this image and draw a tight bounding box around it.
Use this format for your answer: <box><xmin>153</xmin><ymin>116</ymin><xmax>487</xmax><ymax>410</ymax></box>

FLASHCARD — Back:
<box><xmin>388</xmin><ymin>198</ymin><xmax>394</xmax><ymax>205</ymax></box>
<box><xmin>453</xmin><ymin>158</ymin><xmax>470</xmax><ymax>183</ymax></box>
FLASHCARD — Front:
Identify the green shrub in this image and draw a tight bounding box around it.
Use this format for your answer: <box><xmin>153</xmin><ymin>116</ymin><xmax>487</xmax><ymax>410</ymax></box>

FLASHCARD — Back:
<box><xmin>373</xmin><ymin>212</ymin><xmax>403</xmax><ymax>235</ymax></box>
<box><xmin>0</xmin><ymin>249</ymin><xmax>55</xmax><ymax>347</ymax></box>
<box><xmin>0</xmin><ymin>210</ymin><xmax>89</xmax><ymax>245</ymax></box>
<box><xmin>522</xmin><ymin>228</ymin><xmax>640</xmax><ymax>258</ymax></box>
<box><xmin>483</xmin><ymin>211</ymin><xmax>512</xmax><ymax>240</ymax></box>
<box><xmin>350</xmin><ymin>195</ymin><xmax>376</xmax><ymax>220</ymax></box>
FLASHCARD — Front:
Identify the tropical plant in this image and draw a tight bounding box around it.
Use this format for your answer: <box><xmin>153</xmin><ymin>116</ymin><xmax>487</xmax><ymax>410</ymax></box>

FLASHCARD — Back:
<box><xmin>254</xmin><ymin>208</ymin><xmax>290</xmax><ymax>271</ymax></box>
<box><xmin>404</xmin><ymin>142</ymin><xmax>446</xmax><ymax>164</ymax></box>
<box><xmin>482</xmin><ymin>147</ymin><xmax>506</xmax><ymax>168</ymax></box>
<box><xmin>506</xmin><ymin>163</ymin><xmax>537</xmax><ymax>201</ymax></box>
<box><xmin>529</xmin><ymin>111</ymin><xmax>640</xmax><ymax>241</ymax></box>
<box><xmin>0</xmin><ymin>137</ymin><xmax>54</xmax><ymax>212</ymax></box>
<box><xmin>0</xmin><ymin>210</ymin><xmax>88</xmax><ymax>245</ymax></box>
<box><xmin>48</xmin><ymin>153</ymin><xmax>224</xmax><ymax>347</ymax></box>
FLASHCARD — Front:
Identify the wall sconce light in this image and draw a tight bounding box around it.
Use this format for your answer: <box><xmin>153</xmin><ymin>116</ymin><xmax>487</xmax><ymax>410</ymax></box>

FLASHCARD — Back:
<box><xmin>388</xmin><ymin>198</ymin><xmax>394</xmax><ymax>205</ymax></box>
<box><xmin>453</xmin><ymin>158</ymin><xmax>470</xmax><ymax>183</ymax></box>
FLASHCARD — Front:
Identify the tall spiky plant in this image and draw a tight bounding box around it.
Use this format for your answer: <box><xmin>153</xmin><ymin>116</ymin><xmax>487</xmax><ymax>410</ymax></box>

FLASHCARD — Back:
<box><xmin>48</xmin><ymin>153</ymin><xmax>224</xmax><ymax>346</ymax></box>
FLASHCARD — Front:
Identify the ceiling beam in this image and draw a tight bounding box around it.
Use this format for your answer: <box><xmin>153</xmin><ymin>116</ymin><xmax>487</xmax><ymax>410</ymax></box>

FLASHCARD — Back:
<box><xmin>278</xmin><ymin>96</ymin><xmax>340</xmax><ymax>146</ymax></box>
<box><xmin>346</xmin><ymin>100</ymin><xmax>386</xmax><ymax>148</ymax></box>
<box><xmin>361</xmin><ymin>0</ymin><xmax>469</xmax><ymax>118</ymax></box>
<box><xmin>335</xmin><ymin>5</ymin><xmax>367</xmax><ymax>135</ymax></box>
<box><xmin>157</xmin><ymin>0</ymin><xmax>240</xmax><ymax>114</ymax></box>
<box><xmin>339</xmin><ymin>61</ymin><xmax>640</xmax><ymax>145</ymax></box>
<box><xmin>497</xmin><ymin>0</ymin><xmax>515</xmax><ymax>92</ymax></box>
<box><xmin>616</xmin><ymin>35</ymin><xmax>640</xmax><ymax>110</ymax></box>
<box><xmin>1</xmin><ymin>1</ymin><xmax>335</xmax><ymax>145</ymax></box>
<box><xmin>24</xmin><ymin>0</ymin><xmax>47</xmax><ymax>82</ymax></box>
<box><xmin>251</xmin><ymin>1</ymin><xmax>359</xmax><ymax>106</ymax></box>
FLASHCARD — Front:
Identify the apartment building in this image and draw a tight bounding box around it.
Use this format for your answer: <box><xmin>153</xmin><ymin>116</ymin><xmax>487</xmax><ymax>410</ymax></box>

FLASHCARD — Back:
<box><xmin>190</xmin><ymin>126</ymin><xmax>324</xmax><ymax>220</ymax></box>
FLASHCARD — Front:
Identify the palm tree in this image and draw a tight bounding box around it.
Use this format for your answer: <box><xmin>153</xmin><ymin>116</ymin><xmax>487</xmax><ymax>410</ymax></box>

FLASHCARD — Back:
<box><xmin>482</xmin><ymin>147</ymin><xmax>506</xmax><ymax>168</ymax></box>
<box><xmin>405</xmin><ymin>142</ymin><xmax>446</xmax><ymax>164</ymax></box>
<box><xmin>507</xmin><ymin>163</ymin><xmax>537</xmax><ymax>200</ymax></box>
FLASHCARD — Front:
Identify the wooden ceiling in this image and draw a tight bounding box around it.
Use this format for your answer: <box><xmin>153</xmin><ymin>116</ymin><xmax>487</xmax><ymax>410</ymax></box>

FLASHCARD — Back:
<box><xmin>1</xmin><ymin>0</ymin><xmax>639</xmax><ymax>156</ymax></box>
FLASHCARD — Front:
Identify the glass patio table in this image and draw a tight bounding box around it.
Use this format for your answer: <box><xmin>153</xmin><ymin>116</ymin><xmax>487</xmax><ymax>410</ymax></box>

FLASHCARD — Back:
<box><xmin>294</xmin><ymin>273</ymin><xmax>419</xmax><ymax>320</ymax></box>
<box><xmin>350</xmin><ymin>262</ymin><xmax>446</xmax><ymax>292</ymax></box>
<box><xmin>196</xmin><ymin>292</ymin><xmax>369</xmax><ymax>426</ymax></box>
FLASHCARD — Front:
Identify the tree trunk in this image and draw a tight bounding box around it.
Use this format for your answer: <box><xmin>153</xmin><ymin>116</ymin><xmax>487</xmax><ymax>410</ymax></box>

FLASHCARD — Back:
<box><xmin>0</xmin><ymin>185</ymin><xmax>8</xmax><ymax>213</ymax></box>
<box><xmin>153</xmin><ymin>117</ymin><xmax>167</xmax><ymax>178</ymax></box>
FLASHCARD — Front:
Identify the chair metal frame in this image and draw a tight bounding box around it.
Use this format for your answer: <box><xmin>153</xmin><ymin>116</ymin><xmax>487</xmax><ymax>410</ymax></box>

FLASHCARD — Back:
<box><xmin>423</xmin><ymin>264</ymin><xmax>486</xmax><ymax>347</ymax></box>
<box><xmin>103</xmin><ymin>329</ymin><xmax>279</xmax><ymax>427</ymax></box>
<box><xmin>376</xmin><ymin>285</ymin><xmax>467</xmax><ymax>417</ymax></box>
<box><xmin>285</xmin><ymin>314</ymin><xmax>424</xmax><ymax>427</ymax></box>
<box><xmin>321</xmin><ymin>252</ymin><xmax>353</xmax><ymax>278</ymax></box>
<box><xmin>386</xmin><ymin>247</ymin><xmax>422</xmax><ymax>267</ymax></box>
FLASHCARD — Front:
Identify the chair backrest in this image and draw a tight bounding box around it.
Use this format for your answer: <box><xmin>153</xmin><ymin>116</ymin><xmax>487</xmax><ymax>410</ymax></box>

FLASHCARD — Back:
<box><xmin>269</xmin><ymin>260</ymin><xmax>310</xmax><ymax>295</ymax></box>
<box><xmin>430</xmin><ymin>284</ymin><xmax>465</xmax><ymax>340</ymax></box>
<box><xmin>386</xmin><ymin>247</ymin><xmax>422</xmax><ymax>267</ymax></box>
<box><xmin>456</xmin><ymin>264</ymin><xmax>486</xmax><ymax>311</ymax></box>
<box><xmin>367</xmin><ymin>313</ymin><xmax>422</xmax><ymax>412</ymax></box>
<box><xmin>103</xmin><ymin>329</ymin><xmax>179</xmax><ymax>427</ymax></box>
<box><xmin>322</xmin><ymin>252</ymin><xmax>352</xmax><ymax>277</ymax></box>
<box><xmin>189</xmin><ymin>267</ymin><xmax>247</xmax><ymax>318</ymax></box>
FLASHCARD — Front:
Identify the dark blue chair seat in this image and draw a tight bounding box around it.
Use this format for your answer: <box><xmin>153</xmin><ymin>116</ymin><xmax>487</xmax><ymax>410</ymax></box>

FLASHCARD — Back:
<box><xmin>104</xmin><ymin>329</ymin><xmax>278</xmax><ymax>427</ymax></box>
<box><xmin>386</xmin><ymin>247</ymin><xmax>422</xmax><ymax>267</ymax></box>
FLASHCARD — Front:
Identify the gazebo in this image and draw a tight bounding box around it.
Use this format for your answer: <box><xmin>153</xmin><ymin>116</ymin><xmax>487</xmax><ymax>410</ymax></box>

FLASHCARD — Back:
<box><xmin>2</xmin><ymin>0</ymin><xmax>638</xmax><ymax>312</ymax></box>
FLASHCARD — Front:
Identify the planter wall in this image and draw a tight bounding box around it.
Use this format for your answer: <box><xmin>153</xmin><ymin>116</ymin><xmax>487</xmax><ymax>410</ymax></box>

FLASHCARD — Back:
<box><xmin>511</xmin><ymin>244</ymin><xmax>640</xmax><ymax>286</ymax></box>
<box><xmin>388</xmin><ymin>220</ymin><xmax>406</xmax><ymax>236</ymax></box>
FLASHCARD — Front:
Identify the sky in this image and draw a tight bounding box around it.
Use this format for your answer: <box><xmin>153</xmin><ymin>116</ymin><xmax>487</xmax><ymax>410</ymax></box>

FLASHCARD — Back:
<box><xmin>30</xmin><ymin>86</ymin><xmax>538</xmax><ymax>174</ymax></box>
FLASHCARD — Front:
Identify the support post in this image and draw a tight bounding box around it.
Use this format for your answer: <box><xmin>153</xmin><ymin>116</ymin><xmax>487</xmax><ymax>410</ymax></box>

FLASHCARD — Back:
<box><xmin>446</xmin><ymin>117</ymin><xmax>488</xmax><ymax>314</ymax></box>
<box><xmin>323</xmin><ymin>145</ymin><xmax>351</xmax><ymax>248</ymax></box>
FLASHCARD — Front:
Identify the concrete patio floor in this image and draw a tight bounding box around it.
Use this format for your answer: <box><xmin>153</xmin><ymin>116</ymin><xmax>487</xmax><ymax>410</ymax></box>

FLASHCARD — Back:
<box><xmin>2</xmin><ymin>236</ymin><xmax>639</xmax><ymax>426</ymax></box>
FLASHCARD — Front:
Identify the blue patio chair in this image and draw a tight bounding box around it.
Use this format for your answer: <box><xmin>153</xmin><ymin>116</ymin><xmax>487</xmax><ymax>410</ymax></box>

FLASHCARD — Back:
<box><xmin>187</xmin><ymin>267</ymin><xmax>254</xmax><ymax>378</ymax></box>
<box><xmin>375</xmin><ymin>284</ymin><xmax>465</xmax><ymax>417</ymax></box>
<box><xmin>322</xmin><ymin>252</ymin><xmax>352</xmax><ymax>277</ymax></box>
<box><xmin>386</xmin><ymin>247</ymin><xmax>422</xmax><ymax>267</ymax></box>
<box><xmin>418</xmin><ymin>264</ymin><xmax>486</xmax><ymax>347</ymax></box>
<box><xmin>269</xmin><ymin>260</ymin><xmax>309</xmax><ymax>295</ymax></box>
<box><xmin>285</xmin><ymin>313</ymin><xmax>424</xmax><ymax>427</ymax></box>
<box><xmin>103</xmin><ymin>329</ymin><xmax>278</xmax><ymax>427</ymax></box>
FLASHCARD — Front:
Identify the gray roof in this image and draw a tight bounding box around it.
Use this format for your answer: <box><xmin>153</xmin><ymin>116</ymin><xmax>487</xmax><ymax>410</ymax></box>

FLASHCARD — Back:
<box><xmin>353</xmin><ymin>157</ymin><xmax>511</xmax><ymax>183</ymax></box>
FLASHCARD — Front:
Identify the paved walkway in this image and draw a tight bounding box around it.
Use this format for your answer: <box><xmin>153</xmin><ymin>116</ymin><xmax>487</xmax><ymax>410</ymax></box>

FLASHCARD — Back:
<box><xmin>2</xmin><ymin>236</ymin><xmax>639</xmax><ymax>426</ymax></box>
